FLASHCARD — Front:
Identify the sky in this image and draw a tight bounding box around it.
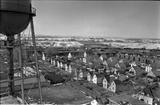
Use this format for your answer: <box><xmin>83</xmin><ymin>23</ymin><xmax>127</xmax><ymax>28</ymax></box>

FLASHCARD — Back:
<box><xmin>31</xmin><ymin>0</ymin><xmax>160</xmax><ymax>38</ymax></box>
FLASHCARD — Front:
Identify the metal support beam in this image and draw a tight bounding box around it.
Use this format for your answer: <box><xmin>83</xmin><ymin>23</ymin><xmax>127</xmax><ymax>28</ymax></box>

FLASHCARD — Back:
<box><xmin>18</xmin><ymin>34</ymin><xmax>25</xmax><ymax>104</ymax></box>
<box><xmin>7</xmin><ymin>35</ymin><xmax>15</xmax><ymax>96</ymax></box>
<box><xmin>30</xmin><ymin>17</ymin><xmax>43</xmax><ymax>103</ymax></box>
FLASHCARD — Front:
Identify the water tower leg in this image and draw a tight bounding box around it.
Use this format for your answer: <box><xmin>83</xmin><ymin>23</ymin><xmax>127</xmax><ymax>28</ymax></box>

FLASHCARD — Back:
<box><xmin>18</xmin><ymin>34</ymin><xmax>25</xmax><ymax>104</ymax></box>
<box><xmin>7</xmin><ymin>35</ymin><xmax>15</xmax><ymax>96</ymax></box>
<box><xmin>30</xmin><ymin>17</ymin><xmax>43</xmax><ymax>104</ymax></box>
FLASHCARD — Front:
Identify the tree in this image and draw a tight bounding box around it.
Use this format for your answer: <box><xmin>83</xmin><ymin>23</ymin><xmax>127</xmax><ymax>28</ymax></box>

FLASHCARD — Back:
<box><xmin>45</xmin><ymin>47</ymin><xmax>58</xmax><ymax>58</ymax></box>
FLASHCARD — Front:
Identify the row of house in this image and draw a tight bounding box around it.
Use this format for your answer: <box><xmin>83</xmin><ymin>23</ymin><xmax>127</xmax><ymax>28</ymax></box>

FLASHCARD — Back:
<box><xmin>49</xmin><ymin>50</ymin><xmax>160</xmax><ymax>105</ymax></box>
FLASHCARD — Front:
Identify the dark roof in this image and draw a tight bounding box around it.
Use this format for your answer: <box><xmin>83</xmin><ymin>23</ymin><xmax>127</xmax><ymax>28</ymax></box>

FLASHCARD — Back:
<box><xmin>114</xmin><ymin>79</ymin><xmax>122</xmax><ymax>85</ymax></box>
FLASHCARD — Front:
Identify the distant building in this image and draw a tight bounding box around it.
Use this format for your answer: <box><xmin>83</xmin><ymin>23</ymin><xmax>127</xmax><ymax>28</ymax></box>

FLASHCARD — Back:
<box><xmin>84</xmin><ymin>52</ymin><xmax>87</xmax><ymax>58</ymax></box>
<box><xmin>108</xmin><ymin>81</ymin><xmax>116</xmax><ymax>93</ymax></box>
<box><xmin>87</xmin><ymin>72</ymin><xmax>92</xmax><ymax>82</ymax></box>
<box><xmin>92</xmin><ymin>74</ymin><xmax>97</xmax><ymax>84</ymax></box>
<box><xmin>68</xmin><ymin>52</ymin><xmax>72</xmax><ymax>60</ymax></box>
<box><xmin>145</xmin><ymin>64</ymin><xmax>152</xmax><ymax>73</ymax></box>
<box><xmin>102</xmin><ymin>77</ymin><xmax>108</xmax><ymax>90</ymax></box>
<box><xmin>78</xmin><ymin>69</ymin><xmax>83</xmax><ymax>80</ymax></box>
<box><xmin>42</xmin><ymin>52</ymin><xmax>46</xmax><ymax>61</ymax></box>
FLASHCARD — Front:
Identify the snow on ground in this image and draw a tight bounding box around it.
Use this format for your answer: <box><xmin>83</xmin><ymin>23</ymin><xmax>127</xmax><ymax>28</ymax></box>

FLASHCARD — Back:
<box><xmin>53</xmin><ymin>41</ymin><xmax>83</xmax><ymax>47</ymax></box>
<box><xmin>102</xmin><ymin>42</ymin><xmax>160</xmax><ymax>49</ymax></box>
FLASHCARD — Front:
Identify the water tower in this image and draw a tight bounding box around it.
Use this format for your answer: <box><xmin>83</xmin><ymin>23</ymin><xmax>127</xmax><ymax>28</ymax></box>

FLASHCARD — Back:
<box><xmin>0</xmin><ymin>0</ymin><xmax>42</xmax><ymax>103</ymax></box>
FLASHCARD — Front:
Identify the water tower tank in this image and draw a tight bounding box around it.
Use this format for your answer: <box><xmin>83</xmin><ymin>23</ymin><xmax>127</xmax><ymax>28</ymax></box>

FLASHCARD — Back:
<box><xmin>0</xmin><ymin>0</ymin><xmax>35</xmax><ymax>36</ymax></box>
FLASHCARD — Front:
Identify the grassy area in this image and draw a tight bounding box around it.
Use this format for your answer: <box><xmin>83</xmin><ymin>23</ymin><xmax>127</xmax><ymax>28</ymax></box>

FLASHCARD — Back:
<box><xmin>24</xmin><ymin>84</ymin><xmax>92</xmax><ymax>104</ymax></box>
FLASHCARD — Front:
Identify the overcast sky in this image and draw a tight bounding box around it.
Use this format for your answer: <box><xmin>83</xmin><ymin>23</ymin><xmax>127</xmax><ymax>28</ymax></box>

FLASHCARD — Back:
<box><xmin>32</xmin><ymin>1</ymin><xmax>160</xmax><ymax>38</ymax></box>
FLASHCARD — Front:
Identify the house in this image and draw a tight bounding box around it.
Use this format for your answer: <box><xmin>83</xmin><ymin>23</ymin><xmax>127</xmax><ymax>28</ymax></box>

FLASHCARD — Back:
<box><xmin>109</xmin><ymin>94</ymin><xmax>148</xmax><ymax>105</ymax></box>
<box><xmin>105</xmin><ymin>68</ymin><xmax>110</xmax><ymax>75</ymax></box>
<box><xmin>103</xmin><ymin>60</ymin><xmax>108</xmax><ymax>67</ymax></box>
<box><xmin>65</xmin><ymin>64</ymin><xmax>68</xmax><ymax>71</ymax></box>
<box><xmin>52</xmin><ymin>59</ymin><xmax>56</xmax><ymax>66</ymax></box>
<box><xmin>42</xmin><ymin>52</ymin><xmax>46</xmax><ymax>61</ymax></box>
<box><xmin>57</xmin><ymin>61</ymin><xmax>60</xmax><ymax>68</ymax></box>
<box><xmin>129</xmin><ymin>61</ymin><xmax>137</xmax><ymax>67</ymax></box>
<box><xmin>99</xmin><ymin>55</ymin><xmax>104</xmax><ymax>61</ymax></box>
<box><xmin>115</xmin><ymin>63</ymin><xmax>121</xmax><ymax>69</ymax></box>
<box><xmin>118</xmin><ymin>59</ymin><xmax>124</xmax><ymax>63</ymax></box>
<box><xmin>129</xmin><ymin>67</ymin><xmax>136</xmax><ymax>76</ymax></box>
<box><xmin>78</xmin><ymin>69</ymin><xmax>83</xmax><ymax>80</ymax></box>
<box><xmin>134</xmin><ymin>93</ymin><xmax>153</xmax><ymax>105</ymax></box>
<box><xmin>118</xmin><ymin>74</ymin><xmax>128</xmax><ymax>82</ymax></box>
<box><xmin>92</xmin><ymin>74</ymin><xmax>97</xmax><ymax>84</ymax></box>
<box><xmin>102</xmin><ymin>75</ymin><xmax>110</xmax><ymax>90</ymax></box>
<box><xmin>102</xmin><ymin>77</ymin><xmax>108</xmax><ymax>90</ymax></box>
<box><xmin>96</xmin><ymin>74</ymin><xmax>104</xmax><ymax>86</ymax></box>
<box><xmin>73</xmin><ymin>69</ymin><xmax>78</xmax><ymax>80</ymax></box>
<box><xmin>68</xmin><ymin>65</ymin><xmax>72</xmax><ymax>73</ymax></box>
<box><xmin>87</xmin><ymin>72</ymin><xmax>92</xmax><ymax>82</ymax></box>
<box><xmin>23</xmin><ymin>66</ymin><xmax>36</xmax><ymax>77</ymax></box>
<box><xmin>51</xmin><ymin>58</ymin><xmax>53</xmax><ymax>64</ymax></box>
<box><xmin>84</xmin><ymin>52</ymin><xmax>87</xmax><ymax>58</ymax></box>
<box><xmin>111</xmin><ymin>67</ymin><xmax>118</xmax><ymax>75</ymax></box>
<box><xmin>124</xmin><ymin>53</ymin><xmax>129</xmax><ymax>59</ymax></box>
<box><xmin>108</xmin><ymin>57</ymin><xmax>113</xmax><ymax>62</ymax></box>
<box><xmin>68</xmin><ymin>52</ymin><xmax>72</xmax><ymax>60</ymax></box>
<box><xmin>147</xmin><ymin>71</ymin><xmax>156</xmax><ymax>78</ymax></box>
<box><xmin>108</xmin><ymin>80</ymin><xmax>116</xmax><ymax>93</ymax></box>
<box><xmin>82</xmin><ymin>70</ymin><xmax>88</xmax><ymax>80</ymax></box>
<box><xmin>115</xmin><ymin>53</ymin><xmax>119</xmax><ymax>59</ymax></box>
<box><xmin>145</xmin><ymin>65</ymin><xmax>152</xmax><ymax>73</ymax></box>
<box><xmin>60</xmin><ymin>62</ymin><xmax>63</xmax><ymax>68</ymax></box>
<box><xmin>107</xmin><ymin>77</ymin><xmax>127</xmax><ymax>93</ymax></box>
<box><xmin>98</xmin><ymin>68</ymin><xmax>104</xmax><ymax>73</ymax></box>
<box><xmin>83</xmin><ymin>57</ymin><xmax>87</xmax><ymax>63</ymax></box>
<box><xmin>14</xmin><ymin>72</ymin><xmax>21</xmax><ymax>77</ymax></box>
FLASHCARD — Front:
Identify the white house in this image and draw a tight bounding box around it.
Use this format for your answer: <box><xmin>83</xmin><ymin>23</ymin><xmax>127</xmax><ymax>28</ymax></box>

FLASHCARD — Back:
<box><xmin>83</xmin><ymin>57</ymin><xmax>87</xmax><ymax>63</ymax></box>
<box><xmin>115</xmin><ymin>63</ymin><xmax>120</xmax><ymax>69</ymax></box>
<box><xmin>52</xmin><ymin>59</ymin><xmax>56</xmax><ymax>66</ymax></box>
<box><xmin>57</xmin><ymin>61</ymin><xmax>60</xmax><ymax>68</ymax></box>
<box><xmin>60</xmin><ymin>62</ymin><xmax>63</xmax><ymax>68</ymax></box>
<box><xmin>68</xmin><ymin>65</ymin><xmax>72</xmax><ymax>73</ymax></box>
<box><xmin>14</xmin><ymin>72</ymin><xmax>21</xmax><ymax>77</ymax></box>
<box><xmin>84</xmin><ymin>52</ymin><xmax>87</xmax><ymax>58</ymax></box>
<box><xmin>73</xmin><ymin>69</ymin><xmax>78</xmax><ymax>80</ymax></box>
<box><xmin>129</xmin><ymin>67</ymin><xmax>136</xmax><ymax>75</ymax></box>
<box><xmin>103</xmin><ymin>60</ymin><xmax>108</xmax><ymax>67</ymax></box>
<box><xmin>147</xmin><ymin>70</ymin><xmax>156</xmax><ymax>78</ymax></box>
<box><xmin>50</xmin><ymin>58</ymin><xmax>53</xmax><ymax>64</ymax></box>
<box><xmin>87</xmin><ymin>72</ymin><xmax>92</xmax><ymax>82</ymax></box>
<box><xmin>90</xmin><ymin>99</ymin><xmax>99</xmax><ymax>105</ymax></box>
<box><xmin>78</xmin><ymin>69</ymin><xmax>83</xmax><ymax>80</ymax></box>
<box><xmin>65</xmin><ymin>64</ymin><xmax>68</xmax><ymax>71</ymax></box>
<box><xmin>100</xmin><ymin>55</ymin><xmax>104</xmax><ymax>61</ymax></box>
<box><xmin>119</xmin><ymin>59</ymin><xmax>124</xmax><ymax>64</ymax></box>
<box><xmin>108</xmin><ymin>81</ymin><xmax>116</xmax><ymax>93</ymax></box>
<box><xmin>145</xmin><ymin>64</ymin><xmax>152</xmax><ymax>73</ymax></box>
<box><xmin>102</xmin><ymin>77</ymin><xmax>108</xmax><ymax>90</ymax></box>
<box><xmin>68</xmin><ymin>52</ymin><xmax>72</xmax><ymax>59</ymax></box>
<box><xmin>134</xmin><ymin>94</ymin><xmax>153</xmax><ymax>105</ymax></box>
<box><xmin>92</xmin><ymin>74</ymin><xmax>97</xmax><ymax>84</ymax></box>
<box><xmin>23</xmin><ymin>67</ymin><xmax>36</xmax><ymax>77</ymax></box>
<box><xmin>130</xmin><ymin>62</ymin><xmax>137</xmax><ymax>67</ymax></box>
<box><xmin>109</xmin><ymin>57</ymin><xmax>113</xmax><ymax>62</ymax></box>
<box><xmin>42</xmin><ymin>53</ymin><xmax>46</xmax><ymax>61</ymax></box>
